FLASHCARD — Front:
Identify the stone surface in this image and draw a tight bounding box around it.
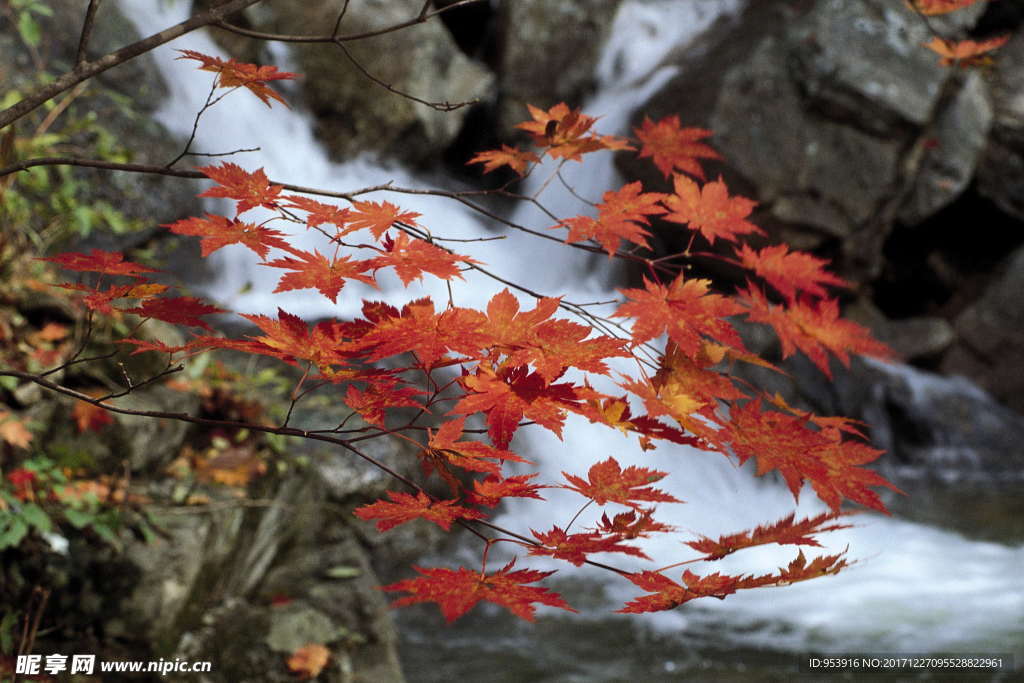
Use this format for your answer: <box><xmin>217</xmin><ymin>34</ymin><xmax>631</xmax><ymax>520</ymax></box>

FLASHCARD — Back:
<box><xmin>495</xmin><ymin>0</ymin><xmax>621</xmax><ymax>131</ymax></box>
<box><xmin>256</xmin><ymin>0</ymin><xmax>493</xmax><ymax>166</ymax></box>
<box><xmin>978</xmin><ymin>30</ymin><xmax>1024</xmax><ymax>220</ymax></box>
<box><xmin>942</xmin><ymin>245</ymin><xmax>1024</xmax><ymax>413</ymax></box>
<box><xmin>898</xmin><ymin>72</ymin><xmax>993</xmax><ymax>224</ymax></box>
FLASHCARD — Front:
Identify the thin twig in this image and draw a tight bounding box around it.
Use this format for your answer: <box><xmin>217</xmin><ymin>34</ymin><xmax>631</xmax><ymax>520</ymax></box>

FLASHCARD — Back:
<box><xmin>76</xmin><ymin>0</ymin><xmax>104</xmax><ymax>66</ymax></box>
<box><xmin>0</xmin><ymin>0</ymin><xmax>263</xmax><ymax>130</ymax></box>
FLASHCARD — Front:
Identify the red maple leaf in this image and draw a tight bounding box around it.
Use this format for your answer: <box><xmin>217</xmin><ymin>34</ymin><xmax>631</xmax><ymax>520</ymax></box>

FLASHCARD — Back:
<box><xmin>381</xmin><ymin>560</ymin><xmax>576</xmax><ymax>622</ymax></box>
<box><xmin>662</xmin><ymin>175</ymin><xmax>764</xmax><ymax>245</ymax></box>
<box><xmin>559</xmin><ymin>181</ymin><xmax>666</xmax><ymax>256</ymax></box>
<box><xmin>176</xmin><ymin>49</ymin><xmax>297</xmax><ymax>107</ymax></box>
<box><xmin>359</xmin><ymin>298</ymin><xmax>489</xmax><ymax>368</ymax></box>
<box><xmin>425</xmin><ymin>417</ymin><xmax>531</xmax><ymax>476</ymax></box>
<box><xmin>593</xmin><ymin>508</ymin><xmax>675</xmax><ymax>539</ymax></box>
<box><xmin>353</xmin><ymin>490</ymin><xmax>485</xmax><ymax>532</ymax></box>
<box><xmin>468</xmin><ymin>144</ymin><xmax>539</xmax><ymax>176</ymax></box>
<box><xmin>528</xmin><ymin>526</ymin><xmax>651</xmax><ymax>566</ymax></box>
<box><xmin>634</xmin><ymin>116</ymin><xmax>720</xmax><ymax>179</ymax></box>
<box><xmin>261</xmin><ymin>249</ymin><xmax>377</xmax><ymax>303</ymax></box>
<box><xmin>197</xmin><ymin>163</ymin><xmax>284</xmax><ymax>215</ymax></box>
<box><xmin>122</xmin><ymin>296</ymin><xmax>225</xmax><ymax>331</ymax></box>
<box><xmin>164</xmin><ymin>214</ymin><xmax>291</xmax><ymax>259</ymax></box>
<box><xmin>371</xmin><ymin>232</ymin><xmax>479</xmax><ymax>286</ymax></box>
<box><xmin>40</xmin><ymin>249</ymin><xmax>159</xmax><ymax>279</ymax></box>
<box><xmin>685</xmin><ymin>511</ymin><xmax>851</xmax><ymax>561</ymax></box>
<box><xmin>561</xmin><ymin>456</ymin><xmax>682</xmax><ymax>509</ymax></box>
<box><xmin>723</xmin><ymin>400</ymin><xmax>900</xmax><ymax>514</ymax></box>
<box><xmin>282</xmin><ymin>195</ymin><xmax>352</xmax><ymax>230</ymax></box>
<box><xmin>618</xmin><ymin>550</ymin><xmax>850</xmax><ymax>614</ymax></box>
<box><xmin>233</xmin><ymin>308</ymin><xmax>361</xmax><ymax>368</ymax></box>
<box><xmin>347</xmin><ymin>200</ymin><xmax>421</xmax><ymax>239</ymax></box>
<box><xmin>736</xmin><ymin>243</ymin><xmax>849</xmax><ymax>302</ymax></box>
<box><xmin>615</xmin><ymin>275</ymin><xmax>746</xmax><ymax>356</ymax></box>
<box><xmin>741</xmin><ymin>287</ymin><xmax>894</xmax><ymax>377</ymax></box>
<box><xmin>467</xmin><ymin>473</ymin><xmax>546</xmax><ymax>508</ymax></box>
<box><xmin>452</xmin><ymin>365</ymin><xmax>581</xmax><ymax>449</ymax></box>
<box><xmin>71</xmin><ymin>396</ymin><xmax>114</xmax><ymax>433</ymax></box>
<box><xmin>345</xmin><ymin>380</ymin><xmax>423</xmax><ymax>427</ymax></box>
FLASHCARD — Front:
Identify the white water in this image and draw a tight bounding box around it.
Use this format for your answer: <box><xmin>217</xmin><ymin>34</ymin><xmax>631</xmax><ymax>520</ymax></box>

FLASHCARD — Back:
<box><xmin>121</xmin><ymin>0</ymin><xmax>1023</xmax><ymax>663</ymax></box>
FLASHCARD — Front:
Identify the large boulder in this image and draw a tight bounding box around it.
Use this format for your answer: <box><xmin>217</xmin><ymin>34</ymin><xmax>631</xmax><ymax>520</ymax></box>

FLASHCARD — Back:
<box><xmin>247</xmin><ymin>0</ymin><xmax>494</xmax><ymax>166</ymax></box>
<box><xmin>978</xmin><ymin>30</ymin><xmax>1024</xmax><ymax>220</ymax></box>
<box><xmin>624</xmin><ymin>0</ymin><xmax>993</xmax><ymax>282</ymax></box>
<box><xmin>942</xmin><ymin>245</ymin><xmax>1024</xmax><ymax>414</ymax></box>
<box><xmin>494</xmin><ymin>0</ymin><xmax>621</xmax><ymax>131</ymax></box>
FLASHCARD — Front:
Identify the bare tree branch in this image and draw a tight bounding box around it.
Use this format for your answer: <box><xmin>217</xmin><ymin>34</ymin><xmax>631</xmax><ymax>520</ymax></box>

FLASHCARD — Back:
<box><xmin>0</xmin><ymin>0</ymin><xmax>263</xmax><ymax>131</ymax></box>
<box><xmin>212</xmin><ymin>0</ymin><xmax>485</xmax><ymax>44</ymax></box>
<box><xmin>76</xmin><ymin>0</ymin><xmax>104</xmax><ymax>66</ymax></box>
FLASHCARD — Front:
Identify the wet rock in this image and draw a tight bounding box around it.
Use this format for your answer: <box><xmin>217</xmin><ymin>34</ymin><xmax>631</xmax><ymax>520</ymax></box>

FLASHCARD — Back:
<box><xmin>494</xmin><ymin>0</ymin><xmax>621</xmax><ymax>131</ymax></box>
<box><xmin>942</xmin><ymin>245</ymin><xmax>1024</xmax><ymax>414</ymax></box>
<box><xmin>898</xmin><ymin>72</ymin><xmax>993</xmax><ymax>225</ymax></box>
<box><xmin>978</xmin><ymin>30</ymin><xmax>1024</xmax><ymax>220</ymax></box>
<box><xmin>254</xmin><ymin>0</ymin><xmax>493</xmax><ymax>166</ymax></box>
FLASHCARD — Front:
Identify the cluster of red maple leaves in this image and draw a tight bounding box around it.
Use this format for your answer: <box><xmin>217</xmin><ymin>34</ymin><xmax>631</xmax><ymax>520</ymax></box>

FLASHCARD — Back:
<box><xmin>39</xmin><ymin>12</ymin><xmax>1009</xmax><ymax>621</ymax></box>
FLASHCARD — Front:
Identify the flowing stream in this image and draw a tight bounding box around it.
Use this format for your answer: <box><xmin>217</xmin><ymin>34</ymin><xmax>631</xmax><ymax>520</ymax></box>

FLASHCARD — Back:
<box><xmin>120</xmin><ymin>0</ymin><xmax>1023</xmax><ymax>678</ymax></box>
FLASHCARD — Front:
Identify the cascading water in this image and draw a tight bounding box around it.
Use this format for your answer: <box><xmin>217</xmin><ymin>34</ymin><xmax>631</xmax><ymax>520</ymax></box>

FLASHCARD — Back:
<box><xmin>120</xmin><ymin>0</ymin><xmax>1023</xmax><ymax>676</ymax></box>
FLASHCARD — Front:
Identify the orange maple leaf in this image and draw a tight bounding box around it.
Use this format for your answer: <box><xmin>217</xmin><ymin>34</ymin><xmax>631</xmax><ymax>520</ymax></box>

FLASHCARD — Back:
<box><xmin>528</xmin><ymin>526</ymin><xmax>651</xmax><ymax>566</ymax></box>
<box><xmin>71</xmin><ymin>394</ymin><xmax>114</xmax><ymax>433</ymax></box>
<box><xmin>176</xmin><ymin>49</ymin><xmax>297</xmax><ymax>107</ymax></box>
<box><xmin>723</xmin><ymin>400</ymin><xmax>900</xmax><ymax>513</ymax></box>
<box><xmin>662</xmin><ymin>175</ymin><xmax>764</xmax><ymax>245</ymax></box>
<box><xmin>359</xmin><ymin>298</ymin><xmax>489</xmax><ymax>368</ymax></box>
<box><xmin>0</xmin><ymin>412</ymin><xmax>33</xmax><ymax>450</ymax></box>
<box><xmin>741</xmin><ymin>287</ymin><xmax>894</xmax><ymax>377</ymax></box>
<box><xmin>615</xmin><ymin>274</ymin><xmax>746</xmax><ymax>357</ymax></box>
<box><xmin>347</xmin><ymin>200</ymin><xmax>422</xmax><ymax>239</ymax></box>
<box><xmin>197</xmin><ymin>163</ymin><xmax>283</xmax><ymax>215</ymax></box>
<box><xmin>344</xmin><ymin>380</ymin><xmax>422</xmax><ymax>427</ymax></box>
<box><xmin>516</xmin><ymin>103</ymin><xmax>631</xmax><ymax>161</ymax></box>
<box><xmin>593</xmin><ymin>508</ymin><xmax>675</xmax><ymax>539</ymax></box>
<box><xmin>164</xmin><ymin>214</ymin><xmax>291</xmax><ymax>259</ymax></box>
<box><xmin>261</xmin><ymin>249</ymin><xmax>377</xmax><ymax>303</ymax></box>
<box><xmin>354</xmin><ymin>490</ymin><xmax>485</xmax><ymax>532</ymax></box>
<box><xmin>452</xmin><ymin>365</ymin><xmax>581</xmax><ymax>449</ymax></box>
<box><xmin>467</xmin><ymin>473</ymin><xmax>546</xmax><ymax>508</ymax></box>
<box><xmin>618</xmin><ymin>549</ymin><xmax>849</xmax><ymax>613</ymax></box>
<box><xmin>39</xmin><ymin>249</ymin><xmax>159</xmax><ymax>279</ymax></box>
<box><xmin>371</xmin><ymin>232</ymin><xmax>479</xmax><ymax>286</ymax></box>
<box><xmin>907</xmin><ymin>0</ymin><xmax>985</xmax><ymax>15</ymax></box>
<box><xmin>282</xmin><ymin>195</ymin><xmax>352</xmax><ymax>230</ymax></box>
<box><xmin>634</xmin><ymin>116</ymin><xmax>720</xmax><ymax>179</ymax></box>
<box><xmin>233</xmin><ymin>308</ymin><xmax>361</xmax><ymax>368</ymax></box>
<box><xmin>923</xmin><ymin>35</ymin><xmax>1010</xmax><ymax>66</ymax></box>
<box><xmin>286</xmin><ymin>643</ymin><xmax>330</xmax><ymax>680</ymax></box>
<box><xmin>736</xmin><ymin>243</ymin><xmax>849</xmax><ymax>302</ymax></box>
<box><xmin>561</xmin><ymin>456</ymin><xmax>682</xmax><ymax>509</ymax></box>
<box><xmin>425</xmin><ymin>417</ymin><xmax>531</xmax><ymax>476</ymax></box>
<box><xmin>381</xmin><ymin>560</ymin><xmax>576</xmax><ymax>622</ymax></box>
<box><xmin>559</xmin><ymin>181</ymin><xmax>666</xmax><ymax>256</ymax></box>
<box><xmin>468</xmin><ymin>144</ymin><xmax>539</xmax><ymax>176</ymax></box>
<box><xmin>685</xmin><ymin>511</ymin><xmax>851</xmax><ymax>560</ymax></box>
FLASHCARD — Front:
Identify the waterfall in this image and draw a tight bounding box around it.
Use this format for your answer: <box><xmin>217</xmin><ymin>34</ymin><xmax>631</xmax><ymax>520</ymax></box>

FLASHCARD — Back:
<box><xmin>120</xmin><ymin>0</ymin><xmax>1024</xmax><ymax>665</ymax></box>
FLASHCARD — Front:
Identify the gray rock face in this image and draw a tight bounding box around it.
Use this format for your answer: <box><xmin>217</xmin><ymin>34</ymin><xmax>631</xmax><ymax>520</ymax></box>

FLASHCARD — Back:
<box><xmin>495</xmin><ymin>0</ymin><xmax>621</xmax><ymax>130</ymax></box>
<box><xmin>979</xmin><ymin>30</ymin><xmax>1024</xmax><ymax>220</ymax></box>
<box><xmin>253</xmin><ymin>0</ymin><xmax>493</xmax><ymax>166</ymax></box>
<box><xmin>629</xmin><ymin>0</ymin><xmax>995</xmax><ymax>278</ymax></box>
<box><xmin>942</xmin><ymin>245</ymin><xmax>1024</xmax><ymax>414</ymax></box>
